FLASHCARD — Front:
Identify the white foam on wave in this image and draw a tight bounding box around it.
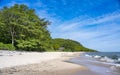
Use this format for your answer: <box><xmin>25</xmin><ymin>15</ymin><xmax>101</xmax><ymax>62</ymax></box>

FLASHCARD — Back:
<box><xmin>100</xmin><ymin>56</ymin><xmax>115</xmax><ymax>63</ymax></box>
<box><xmin>85</xmin><ymin>54</ymin><xmax>92</xmax><ymax>57</ymax></box>
<box><xmin>85</xmin><ymin>54</ymin><xmax>115</xmax><ymax>63</ymax></box>
<box><xmin>85</xmin><ymin>53</ymin><xmax>120</xmax><ymax>74</ymax></box>
<box><xmin>85</xmin><ymin>54</ymin><xmax>120</xmax><ymax>64</ymax></box>
<box><xmin>93</xmin><ymin>55</ymin><xmax>101</xmax><ymax>59</ymax></box>
<box><xmin>118</xmin><ymin>58</ymin><xmax>120</xmax><ymax>61</ymax></box>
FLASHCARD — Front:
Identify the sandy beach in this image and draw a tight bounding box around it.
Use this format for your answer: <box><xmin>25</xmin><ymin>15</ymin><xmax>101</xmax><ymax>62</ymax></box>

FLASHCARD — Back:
<box><xmin>1</xmin><ymin>51</ymin><xmax>119</xmax><ymax>75</ymax></box>
<box><xmin>0</xmin><ymin>50</ymin><xmax>87</xmax><ymax>75</ymax></box>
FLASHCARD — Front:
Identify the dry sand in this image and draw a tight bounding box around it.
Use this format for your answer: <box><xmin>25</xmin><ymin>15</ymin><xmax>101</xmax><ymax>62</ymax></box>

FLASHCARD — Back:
<box><xmin>0</xmin><ymin>51</ymin><xmax>87</xmax><ymax>75</ymax></box>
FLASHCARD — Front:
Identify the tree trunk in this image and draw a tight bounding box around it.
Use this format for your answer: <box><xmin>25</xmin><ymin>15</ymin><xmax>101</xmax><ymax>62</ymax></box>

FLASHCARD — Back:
<box><xmin>10</xmin><ymin>27</ymin><xmax>15</xmax><ymax>46</ymax></box>
<box><xmin>11</xmin><ymin>32</ymin><xmax>14</xmax><ymax>46</ymax></box>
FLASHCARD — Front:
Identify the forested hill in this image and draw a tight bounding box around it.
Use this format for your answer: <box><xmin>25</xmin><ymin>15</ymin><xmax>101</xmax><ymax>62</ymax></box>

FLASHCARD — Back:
<box><xmin>51</xmin><ymin>38</ymin><xmax>96</xmax><ymax>52</ymax></box>
<box><xmin>0</xmin><ymin>4</ymin><xmax>96</xmax><ymax>52</ymax></box>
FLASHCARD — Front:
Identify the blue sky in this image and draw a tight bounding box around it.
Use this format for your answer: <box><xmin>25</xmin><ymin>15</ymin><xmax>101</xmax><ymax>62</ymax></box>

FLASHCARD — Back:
<box><xmin>0</xmin><ymin>0</ymin><xmax>120</xmax><ymax>52</ymax></box>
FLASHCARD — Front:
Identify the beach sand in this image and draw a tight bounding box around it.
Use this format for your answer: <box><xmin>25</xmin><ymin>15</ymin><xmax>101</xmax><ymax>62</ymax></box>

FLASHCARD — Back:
<box><xmin>1</xmin><ymin>51</ymin><xmax>119</xmax><ymax>75</ymax></box>
<box><xmin>0</xmin><ymin>58</ymin><xmax>87</xmax><ymax>75</ymax></box>
<box><xmin>0</xmin><ymin>51</ymin><xmax>87</xmax><ymax>75</ymax></box>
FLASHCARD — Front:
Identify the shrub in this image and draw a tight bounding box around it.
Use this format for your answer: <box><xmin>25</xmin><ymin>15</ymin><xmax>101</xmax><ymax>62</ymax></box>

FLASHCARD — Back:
<box><xmin>16</xmin><ymin>39</ymin><xmax>46</xmax><ymax>52</ymax></box>
<box><xmin>0</xmin><ymin>42</ymin><xmax>15</xmax><ymax>50</ymax></box>
<box><xmin>53</xmin><ymin>44</ymin><xmax>60</xmax><ymax>50</ymax></box>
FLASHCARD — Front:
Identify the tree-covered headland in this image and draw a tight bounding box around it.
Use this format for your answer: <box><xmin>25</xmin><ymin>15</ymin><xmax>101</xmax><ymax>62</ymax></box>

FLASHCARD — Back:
<box><xmin>0</xmin><ymin>4</ymin><xmax>96</xmax><ymax>52</ymax></box>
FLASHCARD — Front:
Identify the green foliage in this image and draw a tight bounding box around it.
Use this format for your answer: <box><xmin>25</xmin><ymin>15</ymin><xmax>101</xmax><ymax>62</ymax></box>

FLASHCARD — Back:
<box><xmin>0</xmin><ymin>42</ymin><xmax>15</xmax><ymax>50</ymax></box>
<box><xmin>16</xmin><ymin>39</ymin><xmax>46</xmax><ymax>51</ymax></box>
<box><xmin>0</xmin><ymin>4</ymin><xmax>51</xmax><ymax>51</ymax></box>
<box><xmin>51</xmin><ymin>38</ymin><xmax>96</xmax><ymax>52</ymax></box>
<box><xmin>52</xmin><ymin>44</ymin><xmax>60</xmax><ymax>50</ymax></box>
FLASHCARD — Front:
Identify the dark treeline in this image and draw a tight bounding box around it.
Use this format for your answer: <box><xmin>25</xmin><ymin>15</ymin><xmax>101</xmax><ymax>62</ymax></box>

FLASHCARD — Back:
<box><xmin>0</xmin><ymin>4</ymin><xmax>96</xmax><ymax>52</ymax></box>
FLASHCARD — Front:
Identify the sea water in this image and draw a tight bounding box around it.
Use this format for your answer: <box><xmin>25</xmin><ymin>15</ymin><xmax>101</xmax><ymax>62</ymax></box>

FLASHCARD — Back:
<box><xmin>69</xmin><ymin>52</ymin><xmax>120</xmax><ymax>75</ymax></box>
<box><xmin>86</xmin><ymin>52</ymin><xmax>120</xmax><ymax>73</ymax></box>
<box><xmin>86</xmin><ymin>52</ymin><xmax>120</xmax><ymax>64</ymax></box>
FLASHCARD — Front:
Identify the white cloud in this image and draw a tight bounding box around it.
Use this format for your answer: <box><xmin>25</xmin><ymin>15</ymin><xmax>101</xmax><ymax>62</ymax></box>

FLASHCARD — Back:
<box><xmin>50</xmin><ymin>11</ymin><xmax>120</xmax><ymax>51</ymax></box>
<box><xmin>55</xmin><ymin>11</ymin><xmax>120</xmax><ymax>32</ymax></box>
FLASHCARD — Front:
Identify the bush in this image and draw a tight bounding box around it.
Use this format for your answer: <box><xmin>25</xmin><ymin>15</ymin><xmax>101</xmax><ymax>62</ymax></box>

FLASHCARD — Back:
<box><xmin>0</xmin><ymin>42</ymin><xmax>15</xmax><ymax>50</ymax></box>
<box><xmin>16</xmin><ymin>39</ymin><xmax>46</xmax><ymax>52</ymax></box>
<box><xmin>53</xmin><ymin>44</ymin><xmax>60</xmax><ymax>50</ymax></box>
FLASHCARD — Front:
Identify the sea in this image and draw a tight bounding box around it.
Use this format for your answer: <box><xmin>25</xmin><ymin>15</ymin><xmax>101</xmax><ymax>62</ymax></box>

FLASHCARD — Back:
<box><xmin>69</xmin><ymin>52</ymin><xmax>120</xmax><ymax>75</ymax></box>
<box><xmin>86</xmin><ymin>52</ymin><xmax>120</xmax><ymax>64</ymax></box>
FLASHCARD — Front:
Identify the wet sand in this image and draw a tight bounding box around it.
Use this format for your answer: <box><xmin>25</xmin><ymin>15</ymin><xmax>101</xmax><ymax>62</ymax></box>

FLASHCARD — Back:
<box><xmin>71</xmin><ymin>70</ymin><xmax>100</xmax><ymax>75</ymax></box>
<box><xmin>69</xmin><ymin>55</ymin><xmax>120</xmax><ymax>75</ymax></box>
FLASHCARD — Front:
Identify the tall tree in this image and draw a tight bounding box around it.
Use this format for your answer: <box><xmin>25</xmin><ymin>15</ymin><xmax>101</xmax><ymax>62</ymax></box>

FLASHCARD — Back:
<box><xmin>0</xmin><ymin>4</ymin><xmax>51</xmax><ymax>51</ymax></box>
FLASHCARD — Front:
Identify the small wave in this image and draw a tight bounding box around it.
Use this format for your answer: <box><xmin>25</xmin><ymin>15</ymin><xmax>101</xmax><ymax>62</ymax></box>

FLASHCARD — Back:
<box><xmin>100</xmin><ymin>56</ymin><xmax>115</xmax><ymax>63</ymax></box>
<box><xmin>115</xmin><ymin>58</ymin><xmax>120</xmax><ymax>64</ymax></box>
<box><xmin>93</xmin><ymin>55</ymin><xmax>101</xmax><ymax>59</ymax></box>
<box><xmin>85</xmin><ymin>54</ymin><xmax>120</xmax><ymax>64</ymax></box>
<box><xmin>110</xmin><ymin>64</ymin><xmax>120</xmax><ymax>73</ymax></box>
<box><xmin>84</xmin><ymin>53</ymin><xmax>120</xmax><ymax>74</ymax></box>
<box><xmin>85</xmin><ymin>54</ymin><xmax>92</xmax><ymax>57</ymax></box>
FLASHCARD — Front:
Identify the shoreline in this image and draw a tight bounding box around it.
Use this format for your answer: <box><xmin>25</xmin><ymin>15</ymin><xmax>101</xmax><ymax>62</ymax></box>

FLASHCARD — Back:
<box><xmin>69</xmin><ymin>54</ymin><xmax>120</xmax><ymax>75</ymax></box>
<box><xmin>0</xmin><ymin>51</ymin><xmax>87</xmax><ymax>75</ymax></box>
